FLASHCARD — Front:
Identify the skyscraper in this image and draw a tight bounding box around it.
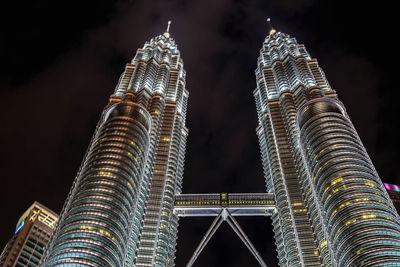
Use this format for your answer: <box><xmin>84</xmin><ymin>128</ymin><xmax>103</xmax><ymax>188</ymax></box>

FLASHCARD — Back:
<box><xmin>253</xmin><ymin>21</ymin><xmax>400</xmax><ymax>266</ymax></box>
<box><xmin>0</xmin><ymin>202</ymin><xmax>58</xmax><ymax>267</ymax></box>
<box><xmin>42</xmin><ymin>23</ymin><xmax>188</xmax><ymax>266</ymax></box>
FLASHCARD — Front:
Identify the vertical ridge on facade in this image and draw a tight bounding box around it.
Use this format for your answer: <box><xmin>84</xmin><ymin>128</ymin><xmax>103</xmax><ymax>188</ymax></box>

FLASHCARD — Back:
<box><xmin>42</xmin><ymin>28</ymin><xmax>188</xmax><ymax>267</ymax></box>
<box><xmin>254</xmin><ymin>28</ymin><xmax>400</xmax><ymax>266</ymax></box>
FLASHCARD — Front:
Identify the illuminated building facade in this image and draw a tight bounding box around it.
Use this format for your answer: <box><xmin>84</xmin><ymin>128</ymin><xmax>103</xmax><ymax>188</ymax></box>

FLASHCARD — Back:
<box><xmin>384</xmin><ymin>183</ymin><xmax>400</xmax><ymax>213</ymax></box>
<box><xmin>42</xmin><ymin>23</ymin><xmax>188</xmax><ymax>266</ymax></box>
<box><xmin>0</xmin><ymin>202</ymin><xmax>58</xmax><ymax>267</ymax></box>
<box><xmin>12</xmin><ymin>20</ymin><xmax>398</xmax><ymax>267</ymax></box>
<box><xmin>254</xmin><ymin>22</ymin><xmax>400</xmax><ymax>266</ymax></box>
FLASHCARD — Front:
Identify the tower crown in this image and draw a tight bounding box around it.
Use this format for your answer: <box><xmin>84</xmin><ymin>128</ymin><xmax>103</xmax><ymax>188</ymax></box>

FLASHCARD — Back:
<box><xmin>142</xmin><ymin>21</ymin><xmax>178</xmax><ymax>54</ymax></box>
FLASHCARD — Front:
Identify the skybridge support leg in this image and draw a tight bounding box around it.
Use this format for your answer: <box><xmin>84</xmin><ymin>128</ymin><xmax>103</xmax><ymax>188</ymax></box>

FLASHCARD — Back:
<box><xmin>186</xmin><ymin>211</ymin><xmax>224</xmax><ymax>267</ymax></box>
<box><xmin>226</xmin><ymin>211</ymin><xmax>268</xmax><ymax>267</ymax></box>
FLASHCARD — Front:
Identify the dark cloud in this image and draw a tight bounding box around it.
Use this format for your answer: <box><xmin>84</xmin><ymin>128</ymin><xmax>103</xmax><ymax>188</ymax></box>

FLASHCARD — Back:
<box><xmin>317</xmin><ymin>47</ymin><xmax>381</xmax><ymax>148</ymax></box>
<box><xmin>1</xmin><ymin>0</ymin><xmax>398</xmax><ymax>266</ymax></box>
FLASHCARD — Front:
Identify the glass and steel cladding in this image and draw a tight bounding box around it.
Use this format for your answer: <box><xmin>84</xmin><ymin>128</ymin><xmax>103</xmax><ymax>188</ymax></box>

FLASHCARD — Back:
<box><xmin>131</xmin><ymin>32</ymin><xmax>188</xmax><ymax>267</ymax></box>
<box><xmin>299</xmin><ymin>99</ymin><xmax>400</xmax><ymax>266</ymax></box>
<box><xmin>254</xmin><ymin>29</ymin><xmax>400</xmax><ymax>266</ymax></box>
<box><xmin>42</xmin><ymin>28</ymin><xmax>188</xmax><ymax>266</ymax></box>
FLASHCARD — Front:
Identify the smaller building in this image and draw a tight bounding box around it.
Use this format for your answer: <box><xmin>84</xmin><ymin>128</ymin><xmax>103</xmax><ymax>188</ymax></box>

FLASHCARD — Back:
<box><xmin>384</xmin><ymin>183</ymin><xmax>400</xmax><ymax>213</ymax></box>
<box><xmin>0</xmin><ymin>202</ymin><xmax>58</xmax><ymax>267</ymax></box>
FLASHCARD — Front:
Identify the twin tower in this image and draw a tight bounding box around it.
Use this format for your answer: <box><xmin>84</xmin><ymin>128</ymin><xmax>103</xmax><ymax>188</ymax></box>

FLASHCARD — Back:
<box><xmin>42</xmin><ymin>22</ymin><xmax>400</xmax><ymax>266</ymax></box>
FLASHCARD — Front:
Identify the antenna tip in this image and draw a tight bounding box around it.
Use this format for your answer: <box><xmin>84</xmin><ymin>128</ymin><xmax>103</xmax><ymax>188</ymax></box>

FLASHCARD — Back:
<box><xmin>267</xmin><ymin>18</ymin><xmax>276</xmax><ymax>35</ymax></box>
<box><xmin>164</xmin><ymin>20</ymin><xmax>172</xmax><ymax>37</ymax></box>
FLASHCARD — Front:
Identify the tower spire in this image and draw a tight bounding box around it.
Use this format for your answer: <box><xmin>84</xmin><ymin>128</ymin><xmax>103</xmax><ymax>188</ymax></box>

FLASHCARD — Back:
<box><xmin>163</xmin><ymin>20</ymin><xmax>172</xmax><ymax>38</ymax></box>
<box><xmin>267</xmin><ymin>18</ymin><xmax>276</xmax><ymax>35</ymax></box>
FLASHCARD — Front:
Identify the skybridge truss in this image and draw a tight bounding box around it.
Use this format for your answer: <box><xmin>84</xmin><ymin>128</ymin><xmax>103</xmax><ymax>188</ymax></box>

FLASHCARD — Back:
<box><xmin>174</xmin><ymin>193</ymin><xmax>276</xmax><ymax>267</ymax></box>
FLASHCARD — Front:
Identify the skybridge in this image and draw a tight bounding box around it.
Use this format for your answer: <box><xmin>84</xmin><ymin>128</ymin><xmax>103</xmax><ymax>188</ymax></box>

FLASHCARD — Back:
<box><xmin>174</xmin><ymin>193</ymin><xmax>276</xmax><ymax>267</ymax></box>
<box><xmin>174</xmin><ymin>192</ymin><xmax>276</xmax><ymax>217</ymax></box>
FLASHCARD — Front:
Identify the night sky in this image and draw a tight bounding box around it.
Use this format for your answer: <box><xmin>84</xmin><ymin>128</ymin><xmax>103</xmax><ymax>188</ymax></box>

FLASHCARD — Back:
<box><xmin>1</xmin><ymin>1</ymin><xmax>399</xmax><ymax>266</ymax></box>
